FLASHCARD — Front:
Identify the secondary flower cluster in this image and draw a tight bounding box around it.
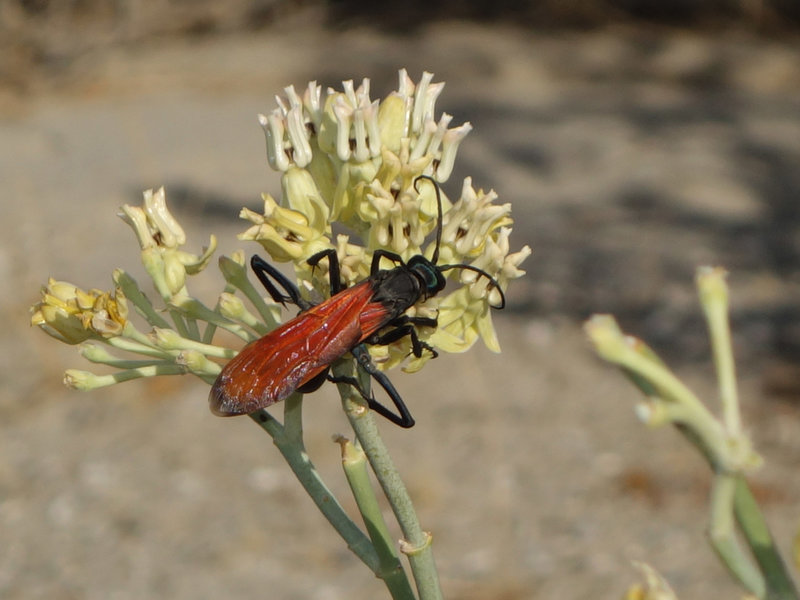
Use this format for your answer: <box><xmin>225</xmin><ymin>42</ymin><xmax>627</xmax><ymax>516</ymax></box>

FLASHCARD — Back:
<box><xmin>30</xmin><ymin>69</ymin><xmax>529</xmax><ymax>394</ymax></box>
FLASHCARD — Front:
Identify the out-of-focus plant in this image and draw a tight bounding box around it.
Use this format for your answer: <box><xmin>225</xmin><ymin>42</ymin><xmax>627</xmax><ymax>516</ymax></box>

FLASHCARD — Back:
<box><xmin>586</xmin><ymin>267</ymin><xmax>798</xmax><ymax>600</ymax></box>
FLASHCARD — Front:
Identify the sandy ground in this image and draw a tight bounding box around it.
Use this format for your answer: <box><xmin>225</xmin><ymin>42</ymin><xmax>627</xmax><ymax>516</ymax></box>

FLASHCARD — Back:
<box><xmin>2</xmin><ymin>15</ymin><xmax>800</xmax><ymax>599</ymax></box>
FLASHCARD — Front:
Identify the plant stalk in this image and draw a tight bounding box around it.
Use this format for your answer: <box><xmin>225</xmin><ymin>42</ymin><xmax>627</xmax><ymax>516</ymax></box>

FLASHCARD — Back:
<box><xmin>332</xmin><ymin>359</ymin><xmax>443</xmax><ymax>600</ymax></box>
<box><xmin>247</xmin><ymin>405</ymin><xmax>380</xmax><ymax>572</ymax></box>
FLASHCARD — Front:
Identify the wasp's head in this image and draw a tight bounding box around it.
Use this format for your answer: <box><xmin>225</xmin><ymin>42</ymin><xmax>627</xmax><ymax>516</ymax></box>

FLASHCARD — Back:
<box><xmin>407</xmin><ymin>255</ymin><xmax>447</xmax><ymax>300</ymax></box>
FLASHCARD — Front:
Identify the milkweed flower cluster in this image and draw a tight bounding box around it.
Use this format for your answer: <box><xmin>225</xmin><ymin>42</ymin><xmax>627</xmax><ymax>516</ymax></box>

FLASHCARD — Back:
<box><xmin>30</xmin><ymin>69</ymin><xmax>529</xmax><ymax>394</ymax></box>
<box><xmin>243</xmin><ymin>69</ymin><xmax>530</xmax><ymax>371</ymax></box>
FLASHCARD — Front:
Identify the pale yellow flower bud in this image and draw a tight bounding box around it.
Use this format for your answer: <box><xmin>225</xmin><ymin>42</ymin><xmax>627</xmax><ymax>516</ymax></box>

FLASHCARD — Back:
<box><xmin>120</xmin><ymin>188</ymin><xmax>213</xmax><ymax>301</ymax></box>
<box><xmin>31</xmin><ymin>279</ymin><xmax>128</xmax><ymax>344</ymax></box>
<box><xmin>163</xmin><ymin>250</ymin><xmax>188</xmax><ymax>296</ymax></box>
<box><xmin>377</xmin><ymin>93</ymin><xmax>408</xmax><ymax>154</ymax></box>
<box><xmin>434</xmin><ymin>122</ymin><xmax>471</xmax><ymax>181</ymax></box>
<box><xmin>301</xmin><ymin>81</ymin><xmax>324</xmax><ymax>130</ymax></box>
<box><xmin>261</xmin><ymin>82</ymin><xmax>328</xmax><ymax>173</ymax></box>
<box><xmin>118</xmin><ymin>204</ymin><xmax>155</xmax><ymax>250</ymax></box>
<box><xmin>409</xmin><ymin>113</ymin><xmax>451</xmax><ymax>162</ymax></box>
<box><xmin>409</xmin><ymin>71</ymin><xmax>443</xmax><ymax>135</ymax></box>
<box><xmin>143</xmin><ymin>187</ymin><xmax>185</xmax><ymax>248</ymax></box>
<box><xmin>440</xmin><ymin>178</ymin><xmax>512</xmax><ymax>259</ymax></box>
<box><xmin>282</xmin><ymin>166</ymin><xmax>330</xmax><ymax>232</ymax></box>
<box><xmin>259</xmin><ymin>111</ymin><xmax>290</xmax><ymax>172</ymax></box>
<box><xmin>327</xmin><ymin>93</ymin><xmax>354</xmax><ymax>161</ymax></box>
<box><xmin>334</xmin><ymin>235</ymin><xmax>370</xmax><ymax>287</ymax></box>
<box><xmin>238</xmin><ymin>194</ymin><xmax>328</xmax><ymax>262</ymax></box>
<box><xmin>176</xmin><ymin>350</ymin><xmax>220</xmax><ymax>377</ymax></box>
<box><xmin>150</xmin><ymin>327</ymin><xmax>187</xmax><ymax>350</ymax></box>
<box><xmin>64</xmin><ymin>369</ymin><xmax>104</xmax><ymax>390</ymax></box>
<box><xmin>177</xmin><ymin>236</ymin><xmax>217</xmax><ymax>275</ymax></box>
<box><xmin>89</xmin><ymin>300</ymin><xmax>126</xmax><ymax>337</ymax></box>
<box><xmin>218</xmin><ymin>252</ymin><xmax>248</xmax><ymax>285</ymax></box>
<box><xmin>120</xmin><ymin>188</ymin><xmax>187</xmax><ymax>251</ymax></box>
<box><xmin>364</xmin><ymin>180</ymin><xmax>434</xmax><ymax>257</ymax></box>
<box><xmin>31</xmin><ymin>301</ymin><xmax>92</xmax><ymax>344</ymax></box>
<box><xmin>284</xmin><ymin>105</ymin><xmax>314</xmax><ymax>168</ymax></box>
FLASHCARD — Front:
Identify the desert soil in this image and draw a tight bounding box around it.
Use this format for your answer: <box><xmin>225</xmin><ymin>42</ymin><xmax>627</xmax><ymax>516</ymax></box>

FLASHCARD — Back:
<box><xmin>2</xmin><ymin>15</ymin><xmax>800</xmax><ymax>600</ymax></box>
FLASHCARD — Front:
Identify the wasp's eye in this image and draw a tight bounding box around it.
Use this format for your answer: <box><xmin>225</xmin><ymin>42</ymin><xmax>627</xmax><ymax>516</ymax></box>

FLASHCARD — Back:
<box><xmin>418</xmin><ymin>267</ymin><xmax>436</xmax><ymax>290</ymax></box>
<box><xmin>421</xmin><ymin>265</ymin><xmax>445</xmax><ymax>294</ymax></box>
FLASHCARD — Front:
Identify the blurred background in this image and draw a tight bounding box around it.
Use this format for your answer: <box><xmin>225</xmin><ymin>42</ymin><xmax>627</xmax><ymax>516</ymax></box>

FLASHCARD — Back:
<box><xmin>2</xmin><ymin>1</ymin><xmax>800</xmax><ymax>598</ymax></box>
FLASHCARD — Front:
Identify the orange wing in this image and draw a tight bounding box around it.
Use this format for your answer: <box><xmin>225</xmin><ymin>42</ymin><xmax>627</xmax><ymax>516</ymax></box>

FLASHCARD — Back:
<box><xmin>210</xmin><ymin>280</ymin><xmax>392</xmax><ymax>416</ymax></box>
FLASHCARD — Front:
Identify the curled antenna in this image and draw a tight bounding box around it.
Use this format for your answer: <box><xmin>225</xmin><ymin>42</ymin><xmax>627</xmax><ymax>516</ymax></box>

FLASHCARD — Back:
<box><xmin>414</xmin><ymin>175</ymin><xmax>507</xmax><ymax>310</ymax></box>
<box><xmin>413</xmin><ymin>175</ymin><xmax>443</xmax><ymax>265</ymax></box>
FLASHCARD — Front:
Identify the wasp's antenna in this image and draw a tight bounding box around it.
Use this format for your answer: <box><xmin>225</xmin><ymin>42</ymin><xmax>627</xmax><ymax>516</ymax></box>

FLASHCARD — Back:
<box><xmin>413</xmin><ymin>175</ymin><xmax>443</xmax><ymax>265</ymax></box>
<box><xmin>438</xmin><ymin>263</ymin><xmax>506</xmax><ymax>309</ymax></box>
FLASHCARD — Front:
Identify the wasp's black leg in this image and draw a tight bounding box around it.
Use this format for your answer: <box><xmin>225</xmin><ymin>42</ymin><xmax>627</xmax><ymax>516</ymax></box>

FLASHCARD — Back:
<box><xmin>366</xmin><ymin>317</ymin><xmax>439</xmax><ymax>359</ymax></box>
<box><xmin>250</xmin><ymin>255</ymin><xmax>311</xmax><ymax>310</ymax></box>
<box><xmin>307</xmin><ymin>248</ymin><xmax>344</xmax><ymax>294</ymax></box>
<box><xmin>353</xmin><ymin>345</ymin><xmax>415</xmax><ymax>428</ymax></box>
<box><xmin>370</xmin><ymin>249</ymin><xmax>405</xmax><ymax>276</ymax></box>
<box><xmin>397</xmin><ymin>314</ymin><xmax>438</xmax><ymax>328</ymax></box>
<box><xmin>328</xmin><ymin>345</ymin><xmax>415</xmax><ymax>428</ymax></box>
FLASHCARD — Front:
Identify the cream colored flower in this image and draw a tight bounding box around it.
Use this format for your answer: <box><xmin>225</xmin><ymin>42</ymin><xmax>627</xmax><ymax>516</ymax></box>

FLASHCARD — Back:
<box><xmin>31</xmin><ymin>279</ymin><xmax>128</xmax><ymax>344</ymax></box>
<box><xmin>238</xmin><ymin>193</ymin><xmax>330</xmax><ymax>262</ymax></box>
<box><xmin>120</xmin><ymin>187</ymin><xmax>216</xmax><ymax>298</ymax></box>
<box><xmin>437</xmin><ymin>178</ymin><xmax>513</xmax><ymax>263</ymax></box>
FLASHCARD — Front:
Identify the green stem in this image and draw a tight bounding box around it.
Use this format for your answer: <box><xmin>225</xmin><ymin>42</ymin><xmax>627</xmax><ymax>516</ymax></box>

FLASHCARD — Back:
<box><xmin>111</xmin><ymin>329</ymin><xmax>173</xmax><ymax>359</ymax></box>
<box><xmin>114</xmin><ymin>270</ymin><xmax>173</xmax><ymax>329</ymax></box>
<box><xmin>697</xmin><ymin>267</ymin><xmax>742</xmax><ymax>435</ymax></box>
<box><xmin>708</xmin><ymin>474</ymin><xmax>765</xmax><ymax>597</ymax></box>
<box><xmin>87</xmin><ymin>355</ymin><xmax>176</xmax><ymax>370</ymax></box>
<box><xmin>168</xmin><ymin>309</ymin><xmax>192</xmax><ymax>339</ymax></box>
<box><xmin>337</xmin><ymin>436</ymin><xmax>416</xmax><ymax>600</ymax></box>
<box><xmin>282</xmin><ymin>394</ymin><xmax>305</xmax><ymax>443</ymax></box>
<box><xmin>183</xmin><ymin>315</ymin><xmax>201</xmax><ymax>341</ymax></box>
<box><xmin>65</xmin><ymin>364</ymin><xmax>187</xmax><ymax>389</ymax></box>
<box><xmin>224</xmin><ymin>301</ymin><xmax>272</xmax><ymax>337</ymax></box>
<box><xmin>676</xmin><ymin>426</ymin><xmax>798</xmax><ymax>600</ymax></box>
<box><xmin>733</xmin><ymin>479</ymin><xmax>799</xmax><ymax>600</ymax></box>
<box><xmin>201</xmin><ymin>320</ymin><xmax>218</xmax><ymax>345</ymax></box>
<box><xmin>240</xmin><ymin>280</ymin><xmax>282</xmax><ymax>331</ymax></box>
<box><xmin>152</xmin><ymin>334</ymin><xmax>236</xmax><ymax>359</ymax></box>
<box><xmin>247</xmin><ymin>407</ymin><xmax>380</xmax><ymax>572</ymax></box>
<box><xmin>170</xmin><ymin>296</ymin><xmax>255</xmax><ymax>342</ymax></box>
<box><xmin>332</xmin><ymin>359</ymin><xmax>443</xmax><ymax>600</ymax></box>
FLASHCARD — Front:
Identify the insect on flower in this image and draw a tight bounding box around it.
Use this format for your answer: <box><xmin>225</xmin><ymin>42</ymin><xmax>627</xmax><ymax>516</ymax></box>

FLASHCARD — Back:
<box><xmin>209</xmin><ymin>176</ymin><xmax>506</xmax><ymax>428</ymax></box>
